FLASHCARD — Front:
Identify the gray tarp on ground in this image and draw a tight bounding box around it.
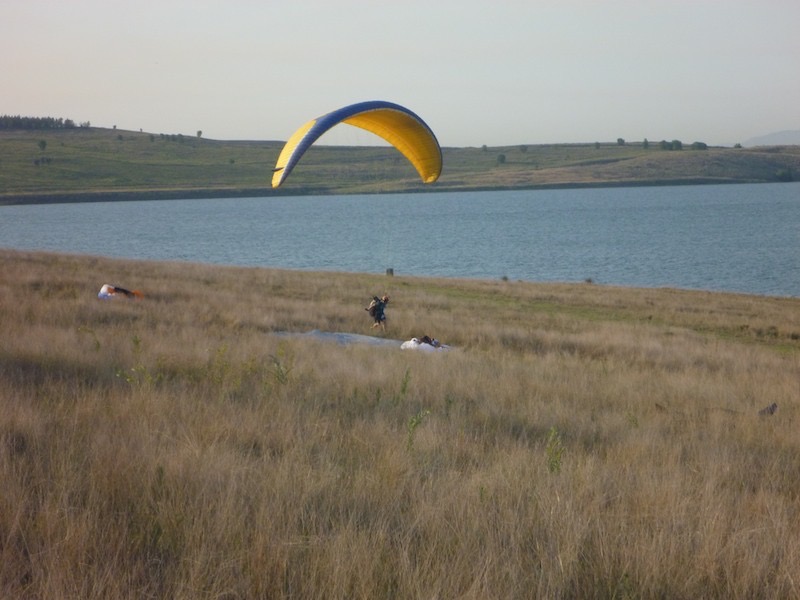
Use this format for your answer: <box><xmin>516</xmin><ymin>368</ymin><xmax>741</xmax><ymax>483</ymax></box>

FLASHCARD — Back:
<box><xmin>275</xmin><ymin>330</ymin><xmax>404</xmax><ymax>347</ymax></box>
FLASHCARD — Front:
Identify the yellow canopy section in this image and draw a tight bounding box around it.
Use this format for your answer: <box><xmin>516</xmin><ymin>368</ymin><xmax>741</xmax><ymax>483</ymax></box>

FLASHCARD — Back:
<box><xmin>271</xmin><ymin>101</ymin><xmax>442</xmax><ymax>188</ymax></box>
<box><xmin>343</xmin><ymin>110</ymin><xmax>442</xmax><ymax>184</ymax></box>
<box><xmin>271</xmin><ymin>119</ymin><xmax>316</xmax><ymax>188</ymax></box>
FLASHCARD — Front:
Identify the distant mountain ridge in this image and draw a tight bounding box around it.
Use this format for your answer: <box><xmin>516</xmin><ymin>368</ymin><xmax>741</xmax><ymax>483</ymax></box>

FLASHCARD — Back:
<box><xmin>744</xmin><ymin>130</ymin><xmax>800</xmax><ymax>147</ymax></box>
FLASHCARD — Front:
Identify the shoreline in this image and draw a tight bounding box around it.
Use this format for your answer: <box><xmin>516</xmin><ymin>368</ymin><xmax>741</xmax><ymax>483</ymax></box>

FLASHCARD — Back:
<box><xmin>0</xmin><ymin>177</ymin><xmax>762</xmax><ymax>206</ymax></box>
<box><xmin>2</xmin><ymin>248</ymin><xmax>795</xmax><ymax>300</ymax></box>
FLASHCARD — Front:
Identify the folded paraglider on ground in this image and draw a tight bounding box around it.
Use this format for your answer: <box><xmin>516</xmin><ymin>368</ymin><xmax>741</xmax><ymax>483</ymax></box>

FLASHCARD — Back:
<box><xmin>97</xmin><ymin>284</ymin><xmax>143</xmax><ymax>300</ymax></box>
<box><xmin>401</xmin><ymin>335</ymin><xmax>450</xmax><ymax>352</ymax></box>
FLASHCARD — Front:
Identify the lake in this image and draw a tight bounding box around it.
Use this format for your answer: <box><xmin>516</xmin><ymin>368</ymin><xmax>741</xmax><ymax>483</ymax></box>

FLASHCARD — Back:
<box><xmin>2</xmin><ymin>183</ymin><xmax>798</xmax><ymax>297</ymax></box>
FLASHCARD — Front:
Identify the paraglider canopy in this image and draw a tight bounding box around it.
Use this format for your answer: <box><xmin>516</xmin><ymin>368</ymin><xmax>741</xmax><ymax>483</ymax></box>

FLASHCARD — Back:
<box><xmin>272</xmin><ymin>100</ymin><xmax>442</xmax><ymax>188</ymax></box>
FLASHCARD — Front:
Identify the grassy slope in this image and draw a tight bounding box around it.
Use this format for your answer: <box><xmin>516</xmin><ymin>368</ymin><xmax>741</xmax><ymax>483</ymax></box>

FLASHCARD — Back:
<box><xmin>2</xmin><ymin>249</ymin><xmax>800</xmax><ymax>598</ymax></box>
<box><xmin>1</xmin><ymin>127</ymin><xmax>799</xmax><ymax>202</ymax></box>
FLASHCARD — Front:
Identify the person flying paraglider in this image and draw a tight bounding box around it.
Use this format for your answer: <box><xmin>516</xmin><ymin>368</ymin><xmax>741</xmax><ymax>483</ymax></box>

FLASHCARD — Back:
<box><xmin>366</xmin><ymin>295</ymin><xmax>389</xmax><ymax>332</ymax></box>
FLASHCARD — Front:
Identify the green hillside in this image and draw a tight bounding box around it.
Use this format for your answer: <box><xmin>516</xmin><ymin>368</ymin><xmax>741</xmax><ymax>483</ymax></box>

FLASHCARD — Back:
<box><xmin>1</xmin><ymin>127</ymin><xmax>798</xmax><ymax>204</ymax></box>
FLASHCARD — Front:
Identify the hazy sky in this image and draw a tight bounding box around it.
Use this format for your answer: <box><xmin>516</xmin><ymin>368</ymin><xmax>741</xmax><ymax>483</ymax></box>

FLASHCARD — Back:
<box><xmin>4</xmin><ymin>0</ymin><xmax>798</xmax><ymax>147</ymax></box>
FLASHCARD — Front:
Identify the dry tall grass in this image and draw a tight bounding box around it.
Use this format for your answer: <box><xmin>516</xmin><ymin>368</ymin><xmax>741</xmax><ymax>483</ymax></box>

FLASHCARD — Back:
<box><xmin>2</xmin><ymin>249</ymin><xmax>799</xmax><ymax>599</ymax></box>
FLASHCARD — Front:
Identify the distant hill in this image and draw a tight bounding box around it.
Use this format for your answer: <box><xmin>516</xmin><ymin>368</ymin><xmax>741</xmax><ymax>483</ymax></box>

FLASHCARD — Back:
<box><xmin>744</xmin><ymin>130</ymin><xmax>800</xmax><ymax>147</ymax></box>
<box><xmin>2</xmin><ymin>127</ymin><xmax>800</xmax><ymax>204</ymax></box>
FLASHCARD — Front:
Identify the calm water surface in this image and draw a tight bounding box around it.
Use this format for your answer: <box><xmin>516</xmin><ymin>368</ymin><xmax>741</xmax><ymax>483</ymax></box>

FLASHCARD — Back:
<box><xmin>2</xmin><ymin>183</ymin><xmax>798</xmax><ymax>297</ymax></box>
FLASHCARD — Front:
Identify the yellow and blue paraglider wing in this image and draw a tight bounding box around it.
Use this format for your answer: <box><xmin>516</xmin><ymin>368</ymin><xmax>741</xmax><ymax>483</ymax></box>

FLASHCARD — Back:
<box><xmin>271</xmin><ymin>101</ymin><xmax>442</xmax><ymax>188</ymax></box>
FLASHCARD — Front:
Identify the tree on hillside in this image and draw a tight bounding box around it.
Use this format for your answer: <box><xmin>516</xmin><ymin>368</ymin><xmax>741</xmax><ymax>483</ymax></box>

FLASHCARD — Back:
<box><xmin>659</xmin><ymin>140</ymin><xmax>683</xmax><ymax>150</ymax></box>
<box><xmin>34</xmin><ymin>139</ymin><xmax>51</xmax><ymax>166</ymax></box>
<box><xmin>1</xmin><ymin>115</ymin><xmax>76</xmax><ymax>130</ymax></box>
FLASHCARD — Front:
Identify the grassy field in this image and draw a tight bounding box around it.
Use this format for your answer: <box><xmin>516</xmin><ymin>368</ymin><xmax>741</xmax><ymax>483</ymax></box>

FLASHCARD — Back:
<box><xmin>1</xmin><ymin>127</ymin><xmax>799</xmax><ymax>202</ymax></box>
<box><xmin>2</xmin><ymin>248</ymin><xmax>800</xmax><ymax>598</ymax></box>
